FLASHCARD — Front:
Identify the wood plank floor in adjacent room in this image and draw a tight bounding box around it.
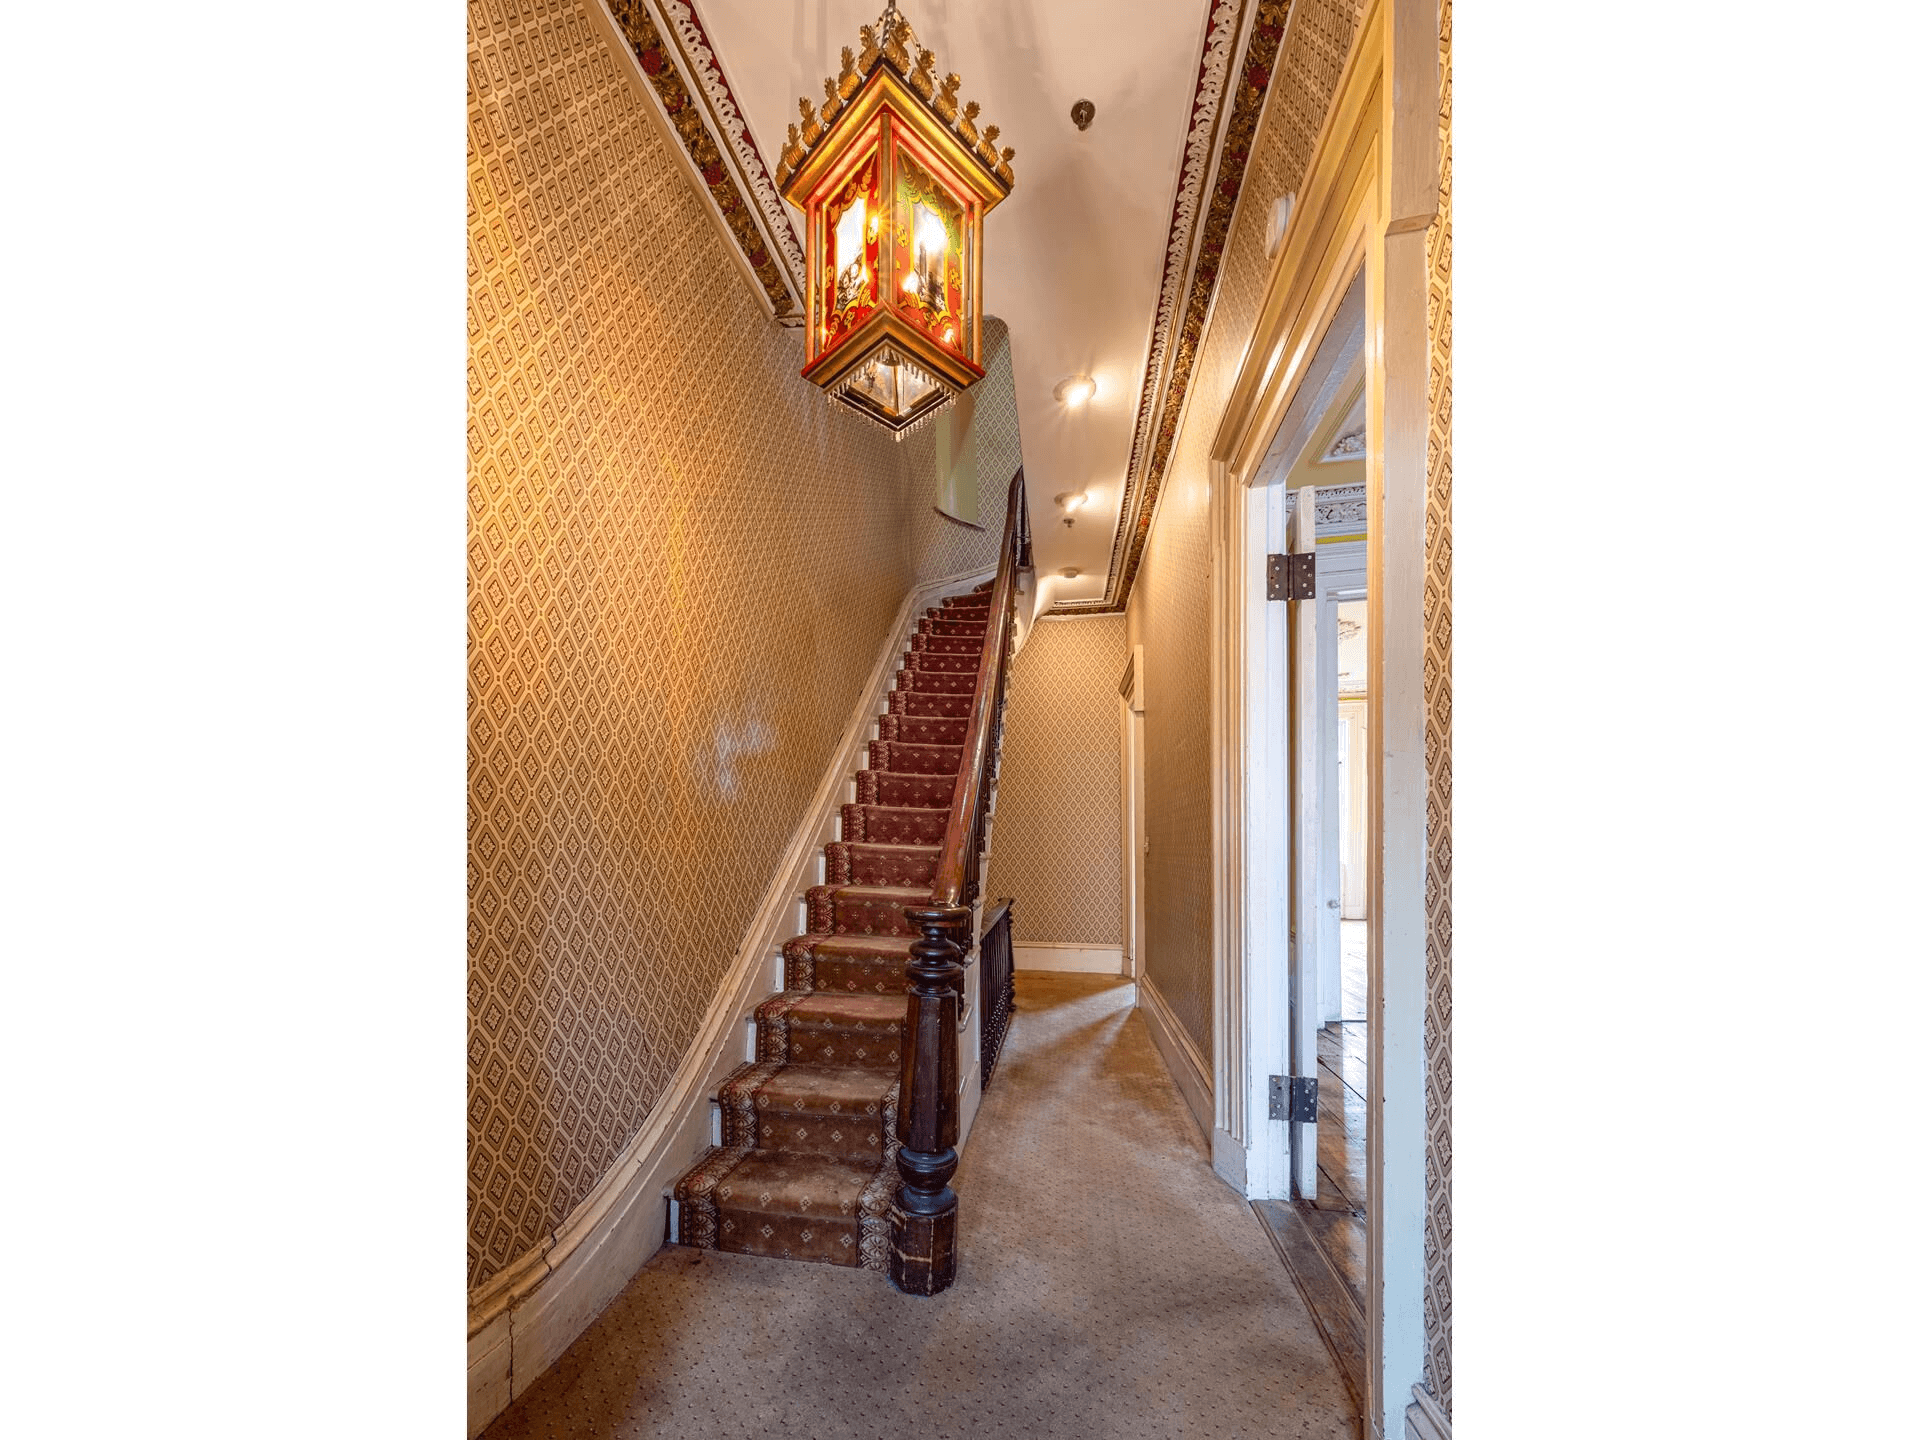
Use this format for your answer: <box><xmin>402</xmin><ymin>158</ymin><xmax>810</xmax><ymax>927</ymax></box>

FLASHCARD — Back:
<box><xmin>482</xmin><ymin>972</ymin><xmax>1358</xmax><ymax>1440</ymax></box>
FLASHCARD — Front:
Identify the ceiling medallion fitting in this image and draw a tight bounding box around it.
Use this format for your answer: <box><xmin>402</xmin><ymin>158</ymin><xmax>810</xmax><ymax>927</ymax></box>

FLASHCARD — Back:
<box><xmin>1054</xmin><ymin>491</ymin><xmax>1088</xmax><ymax>527</ymax></box>
<box><xmin>1070</xmin><ymin>99</ymin><xmax>1095</xmax><ymax>131</ymax></box>
<box><xmin>778</xmin><ymin>3</ymin><xmax>1016</xmax><ymax>437</ymax></box>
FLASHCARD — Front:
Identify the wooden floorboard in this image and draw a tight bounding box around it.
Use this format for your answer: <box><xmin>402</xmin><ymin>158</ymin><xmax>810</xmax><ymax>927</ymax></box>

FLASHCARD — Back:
<box><xmin>1252</xmin><ymin>1199</ymin><xmax>1367</xmax><ymax>1426</ymax></box>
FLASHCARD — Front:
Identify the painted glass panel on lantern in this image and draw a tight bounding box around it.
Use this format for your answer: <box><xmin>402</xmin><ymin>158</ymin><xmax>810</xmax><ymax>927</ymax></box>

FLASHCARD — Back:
<box><xmin>820</xmin><ymin>152</ymin><xmax>881</xmax><ymax>358</ymax></box>
<box><xmin>894</xmin><ymin>148</ymin><xmax>967</xmax><ymax>356</ymax></box>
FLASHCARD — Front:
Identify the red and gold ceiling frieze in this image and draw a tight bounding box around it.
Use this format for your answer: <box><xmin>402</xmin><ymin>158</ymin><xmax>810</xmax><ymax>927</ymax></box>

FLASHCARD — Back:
<box><xmin>605</xmin><ymin>0</ymin><xmax>808</xmax><ymax>325</ymax></box>
<box><xmin>1053</xmin><ymin>0</ymin><xmax>1296</xmax><ymax>615</ymax></box>
<box><xmin>598</xmin><ymin>0</ymin><xmax>1296</xmax><ymax>602</ymax></box>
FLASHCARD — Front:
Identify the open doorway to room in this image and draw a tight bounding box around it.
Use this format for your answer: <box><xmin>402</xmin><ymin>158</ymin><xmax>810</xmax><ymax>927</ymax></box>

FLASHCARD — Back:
<box><xmin>1240</xmin><ymin>265</ymin><xmax>1372</xmax><ymax>1403</ymax></box>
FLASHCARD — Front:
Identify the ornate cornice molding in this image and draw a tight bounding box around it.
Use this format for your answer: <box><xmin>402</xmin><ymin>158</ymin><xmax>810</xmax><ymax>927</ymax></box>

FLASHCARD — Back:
<box><xmin>1055</xmin><ymin>0</ymin><xmax>1295</xmax><ymax>616</ymax></box>
<box><xmin>607</xmin><ymin>0</ymin><xmax>806</xmax><ymax>324</ymax></box>
<box><xmin>1284</xmin><ymin>481</ymin><xmax>1366</xmax><ymax>535</ymax></box>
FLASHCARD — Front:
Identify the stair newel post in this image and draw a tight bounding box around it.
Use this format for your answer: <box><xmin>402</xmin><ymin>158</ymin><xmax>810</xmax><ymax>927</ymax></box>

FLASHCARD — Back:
<box><xmin>893</xmin><ymin>901</ymin><xmax>968</xmax><ymax>1294</ymax></box>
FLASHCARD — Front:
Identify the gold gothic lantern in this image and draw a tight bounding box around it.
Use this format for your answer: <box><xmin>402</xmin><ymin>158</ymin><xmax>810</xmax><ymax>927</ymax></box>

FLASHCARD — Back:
<box><xmin>777</xmin><ymin>2</ymin><xmax>1014</xmax><ymax>438</ymax></box>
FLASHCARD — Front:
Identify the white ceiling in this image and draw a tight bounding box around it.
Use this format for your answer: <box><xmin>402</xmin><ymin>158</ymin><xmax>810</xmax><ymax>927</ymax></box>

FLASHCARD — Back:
<box><xmin>693</xmin><ymin>0</ymin><xmax>1214</xmax><ymax>600</ymax></box>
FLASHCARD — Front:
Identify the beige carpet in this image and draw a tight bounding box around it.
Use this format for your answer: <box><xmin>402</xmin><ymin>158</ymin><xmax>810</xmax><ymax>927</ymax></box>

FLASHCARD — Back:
<box><xmin>482</xmin><ymin>972</ymin><xmax>1358</xmax><ymax>1439</ymax></box>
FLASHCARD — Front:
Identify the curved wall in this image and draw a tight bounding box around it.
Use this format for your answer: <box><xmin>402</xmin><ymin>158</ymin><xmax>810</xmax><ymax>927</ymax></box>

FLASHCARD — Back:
<box><xmin>466</xmin><ymin>0</ymin><xmax>917</xmax><ymax>1294</ymax></box>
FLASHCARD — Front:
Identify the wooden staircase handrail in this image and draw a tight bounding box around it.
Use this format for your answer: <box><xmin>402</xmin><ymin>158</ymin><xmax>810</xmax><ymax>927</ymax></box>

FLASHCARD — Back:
<box><xmin>891</xmin><ymin>465</ymin><xmax>1029</xmax><ymax>1297</ymax></box>
<box><xmin>929</xmin><ymin>466</ymin><xmax>1027</xmax><ymax>910</ymax></box>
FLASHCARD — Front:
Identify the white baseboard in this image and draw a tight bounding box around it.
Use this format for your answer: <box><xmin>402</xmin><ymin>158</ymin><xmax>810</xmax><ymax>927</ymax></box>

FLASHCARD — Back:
<box><xmin>1015</xmin><ymin>942</ymin><xmax>1124</xmax><ymax>974</ymax></box>
<box><xmin>1137</xmin><ymin>970</ymin><xmax>1214</xmax><ymax>1143</ymax></box>
<box><xmin>1211</xmin><ymin>1126</ymin><xmax>1248</xmax><ymax>1193</ymax></box>
<box><xmin>466</xmin><ymin>567</ymin><xmax>993</xmax><ymax>1439</ymax></box>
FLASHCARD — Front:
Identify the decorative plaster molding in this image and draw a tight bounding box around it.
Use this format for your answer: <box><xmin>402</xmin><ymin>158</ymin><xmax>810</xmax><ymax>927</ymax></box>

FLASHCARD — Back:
<box><xmin>1406</xmin><ymin>1383</ymin><xmax>1452</xmax><ymax>1440</ymax></box>
<box><xmin>653</xmin><ymin>1</ymin><xmax>808</xmax><ymax>289</ymax></box>
<box><xmin>1325</xmin><ymin>426</ymin><xmax>1365</xmax><ymax>459</ymax></box>
<box><xmin>1124</xmin><ymin>0</ymin><xmax>1245</xmax><ymax>526</ymax></box>
<box><xmin>1284</xmin><ymin>482</ymin><xmax>1367</xmax><ymax>534</ymax></box>
<box><xmin>601</xmin><ymin>0</ymin><xmax>804</xmax><ymax>324</ymax></box>
<box><xmin>1056</xmin><ymin>0</ymin><xmax>1297</xmax><ymax>615</ymax></box>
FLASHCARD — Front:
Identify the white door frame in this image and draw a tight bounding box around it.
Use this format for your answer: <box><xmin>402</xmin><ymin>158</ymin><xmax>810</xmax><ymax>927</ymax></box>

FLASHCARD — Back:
<box><xmin>1205</xmin><ymin>5</ymin><xmax>1438</xmax><ymax>1434</ymax></box>
<box><xmin>1119</xmin><ymin>650</ymin><xmax>1145</xmax><ymax>981</ymax></box>
<box><xmin>1287</xmin><ymin>488</ymin><xmax>1326</xmax><ymax>1198</ymax></box>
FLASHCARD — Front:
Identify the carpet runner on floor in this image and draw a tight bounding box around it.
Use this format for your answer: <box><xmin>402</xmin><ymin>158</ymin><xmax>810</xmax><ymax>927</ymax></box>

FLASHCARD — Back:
<box><xmin>671</xmin><ymin>585</ymin><xmax>991</xmax><ymax>1272</ymax></box>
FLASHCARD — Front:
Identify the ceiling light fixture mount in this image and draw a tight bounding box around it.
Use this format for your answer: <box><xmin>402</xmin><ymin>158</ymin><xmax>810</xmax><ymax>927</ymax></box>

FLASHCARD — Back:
<box><xmin>778</xmin><ymin>2</ymin><xmax>1016</xmax><ymax>439</ymax></box>
<box><xmin>1053</xmin><ymin>374</ymin><xmax>1096</xmax><ymax>408</ymax></box>
<box><xmin>1061</xmin><ymin>567</ymin><xmax>1081</xmax><ymax>579</ymax></box>
<box><xmin>1070</xmin><ymin>99</ymin><xmax>1095</xmax><ymax>131</ymax></box>
<box><xmin>1054</xmin><ymin>491</ymin><xmax>1089</xmax><ymax>527</ymax></box>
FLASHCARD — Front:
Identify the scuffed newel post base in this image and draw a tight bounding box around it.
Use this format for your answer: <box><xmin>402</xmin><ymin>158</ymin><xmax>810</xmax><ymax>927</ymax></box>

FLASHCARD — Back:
<box><xmin>889</xmin><ymin>1192</ymin><xmax>958</xmax><ymax>1294</ymax></box>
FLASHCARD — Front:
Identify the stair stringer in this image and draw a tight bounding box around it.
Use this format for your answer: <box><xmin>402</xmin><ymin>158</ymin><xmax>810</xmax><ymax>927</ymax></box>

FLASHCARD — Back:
<box><xmin>466</xmin><ymin>566</ymin><xmax>994</xmax><ymax>1439</ymax></box>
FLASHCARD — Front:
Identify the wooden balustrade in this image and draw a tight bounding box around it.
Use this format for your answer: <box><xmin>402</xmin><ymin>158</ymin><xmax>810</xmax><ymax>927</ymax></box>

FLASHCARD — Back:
<box><xmin>891</xmin><ymin>467</ymin><xmax>1029</xmax><ymax>1296</ymax></box>
<box><xmin>978</xmin><ymin>899</ymin><xmax>1015</xmax><ymax>1092</ymax></box>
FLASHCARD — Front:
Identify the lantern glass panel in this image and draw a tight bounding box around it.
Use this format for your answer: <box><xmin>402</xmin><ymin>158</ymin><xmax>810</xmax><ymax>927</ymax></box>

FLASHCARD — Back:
<box><xmin>892</xmin><ymin>146</ymin><xmax>968</xmax><ymax>360</ymax></box>
<box><xmin>820</xmin><ymin>151</ymin><xmax>882</xmax><ymax>361</ymax></box>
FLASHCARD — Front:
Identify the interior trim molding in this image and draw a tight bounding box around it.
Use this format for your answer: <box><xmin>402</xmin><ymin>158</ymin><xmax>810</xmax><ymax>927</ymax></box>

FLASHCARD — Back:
<box><xmin>1137</xmin><ymin>969</ymin><xmax>1214</xmax><ymax>1141</ymax></box>
<box><xmin>1052</xmin><ymin>0</ymin><xmax>1297</xmax><ymax>615</ymax></box>
<box><xmin>1405</xmin><ymin>1384</ymin><xmax>1451</xmax><ymax>1440</ymax></box>
<box><xmin>585</xmin><ymin>0</ymin><xmax>804</xmax><ymax>325</ymax></box>
<box><xmin>1014</xmin><ymin>942</ymin><xmax>1124</xmax><ymax>974</ymax></box>
<box><xmin>466</xmin><ymin>566</ymin><xmax>994</xmax><ymax>1438</ymax></box>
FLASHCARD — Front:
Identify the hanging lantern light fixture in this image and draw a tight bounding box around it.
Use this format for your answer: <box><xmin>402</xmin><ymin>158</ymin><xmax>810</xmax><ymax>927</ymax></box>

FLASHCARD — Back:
<box><xmin>778</xmin><ymin>2</ymin><xmax>1015</xmax><ymax>439</ymax></box>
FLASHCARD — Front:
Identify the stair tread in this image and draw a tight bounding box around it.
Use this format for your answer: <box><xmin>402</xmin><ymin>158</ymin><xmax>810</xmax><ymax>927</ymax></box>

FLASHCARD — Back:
<box><xmin>780</xmin><ymin>990</ymin><xmax>908</xmax><ymax>1023</ymax></box>
<box><xmin>711</xmin><ymin>1150</ymin><xmax>880</xmax><ymax>1216</ymax></box>
<box><xmin>799</xmin><ymin>933</ymin><xmax>915</xmax><ymax>957</ymax></box>
<box><xmin>838</xmin><ymin>841</ymin><xmax>940</xmax><ymax>853</ymax></box>
<box><xmin>753</xmin><ymin>1062</ymin><xmax>896</xmax><ymax>1110</ymax></box>
<box><xmin>821</xmin><ymin>883</ymin><xmax>935</xmax><ymax>900</ymax></box>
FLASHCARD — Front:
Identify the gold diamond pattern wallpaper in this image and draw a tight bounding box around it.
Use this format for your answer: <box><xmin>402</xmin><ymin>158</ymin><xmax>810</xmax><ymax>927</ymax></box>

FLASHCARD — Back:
<box><xmin>1129</xmin><ymin>0</ymin><xmax>1369</xmax><ymax>1065</ymax></box>
<box><xmin>467</xmin><ymin>0</ymin><xmax>925</xmax><ymax>1293</ymax></box>
<box><xmin>900</xmin><ymin>317</ymin><xmax>1023</xmax><ymax>585</ymax></box>
<box><xmin>987</xmin><ymin>616</ymin><xmax>1129</xmax><ymax>945</ymax></box>
<box><xmin>1421</xmin><ymin>0</ymin><xmax>1453</xmax><ymax>1413</ymax></box>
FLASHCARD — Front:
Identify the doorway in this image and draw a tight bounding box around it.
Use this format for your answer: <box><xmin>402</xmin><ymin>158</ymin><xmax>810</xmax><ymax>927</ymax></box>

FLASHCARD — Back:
<box><xmin>1241</xmin><ymin>264</ymin><xmax>1373</xmax><ymax>1406</ymax></box>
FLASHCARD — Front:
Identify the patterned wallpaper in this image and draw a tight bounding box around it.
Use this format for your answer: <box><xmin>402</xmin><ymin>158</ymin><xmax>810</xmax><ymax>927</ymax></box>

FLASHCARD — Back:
<box><xmin>1421</xmin><ymin>0</ymin><xmax>1453</xmax><ymax>1415</ymax></box>
<box><xmin>900</xmin><ymin>317</ymin><xmax>1021</xmax><ymax>585</ymax></box>
<box><xmin>1129</xmin><ymin>0</ymin><xmax>1369</xmax><ymax>1066</ymax></box>
<box><xmin>467</xmin><ymin>0</ymin><xmax>920</xmax><ymax>1294</ymax></box>
<box><xmin>986</xmin><ymin>616</ymin><xmax>1128</xmax><ymax>945</ymax></box>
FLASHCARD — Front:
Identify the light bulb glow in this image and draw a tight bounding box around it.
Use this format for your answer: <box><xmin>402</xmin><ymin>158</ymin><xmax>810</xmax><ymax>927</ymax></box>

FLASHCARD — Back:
<box><xmin>1053</xmin><ymin>373</ymin><xmax>1097</xmax><ymax>408</ymax></box>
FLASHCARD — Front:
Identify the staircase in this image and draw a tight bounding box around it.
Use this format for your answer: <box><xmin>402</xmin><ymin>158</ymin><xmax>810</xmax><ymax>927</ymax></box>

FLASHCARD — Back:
<box><xmin>670</xmin><ymin>585</ymin><xmax>995</xmax><ymax>1273</ymax></box>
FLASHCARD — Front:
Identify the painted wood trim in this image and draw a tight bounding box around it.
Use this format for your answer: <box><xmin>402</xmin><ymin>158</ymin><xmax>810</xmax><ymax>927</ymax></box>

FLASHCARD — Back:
<box><xmin>1199</xmin><ymin>6</ymin><xmax>1440</xmax><ymax>1438</ymax></box>
<box><xmin>1405</xmin><ymin>1384</ymin><xmax>1451</xmax><ymax>1440</ymax></box>
<box><xmin>1138</xmin><ymin>970</ymin><xmax>1214</xmax><ymax>1143</ymax></box>
<box><xmin>1213</xmin><ymin>5</ymin><xmax>1386</xmax><ymax>477</ymax></box>
<box><xmin>466</xmin><ymin>567</ymin><xmax>994</xmax><ymax>1438</ymax></box>
<box><xmin>1368</xmin><ymin>2</ymin><xmax>1442</xmax><ymax>1432</ymax></box>
<box><xmin>1014</xmin><ymin>943</ymin><xmax>1124</xmax><ymax>974</ymax></box>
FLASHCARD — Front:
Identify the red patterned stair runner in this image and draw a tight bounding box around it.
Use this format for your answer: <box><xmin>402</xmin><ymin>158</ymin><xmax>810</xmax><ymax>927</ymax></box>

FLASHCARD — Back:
<box><xmin>671</xmin><ymin>585</ymin><xmax>991</xmax><ymax>1271</ymax></box>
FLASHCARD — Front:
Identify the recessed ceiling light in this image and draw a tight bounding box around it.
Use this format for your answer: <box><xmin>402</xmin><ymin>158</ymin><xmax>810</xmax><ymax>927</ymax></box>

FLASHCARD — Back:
<box><xmin>1053</xmin><ymin>374</ymin><xmax>1096</xmax><ymax>408</ymax></box>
